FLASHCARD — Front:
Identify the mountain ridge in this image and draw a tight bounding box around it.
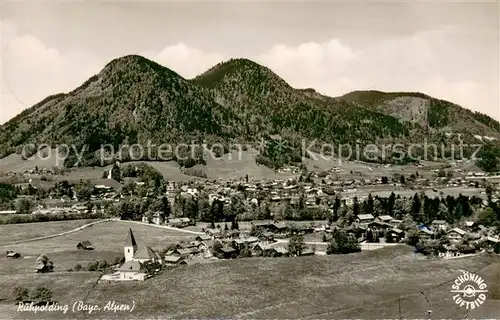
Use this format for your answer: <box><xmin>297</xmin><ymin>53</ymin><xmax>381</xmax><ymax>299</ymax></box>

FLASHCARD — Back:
<box><xmin>1</xmin><ymin>55</ymin><xmax>499</xmax><ymax>170</ymax></box>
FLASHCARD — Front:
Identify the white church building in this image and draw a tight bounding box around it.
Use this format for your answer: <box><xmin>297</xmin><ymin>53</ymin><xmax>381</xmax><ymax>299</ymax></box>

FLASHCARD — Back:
<box><xmin>118</xmin><ymin>228</ymin><xmax>161</xmax><ymax>281</ymax></box>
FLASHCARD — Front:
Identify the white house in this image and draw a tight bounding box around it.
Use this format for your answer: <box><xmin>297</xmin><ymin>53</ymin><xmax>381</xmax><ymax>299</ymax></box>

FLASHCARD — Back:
<box><xmin>118</xmin><ymin>261</ymin><xmax>147</xmax><ymax>281</ymax></box>
<box><xmin>446</xmin><ymin>228</ymin><xmax>466</xmax><ymax>242</ymax></box>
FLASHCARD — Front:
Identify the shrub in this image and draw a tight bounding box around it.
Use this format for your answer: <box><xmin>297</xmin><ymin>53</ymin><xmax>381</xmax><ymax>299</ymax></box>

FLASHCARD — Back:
<box><xmin>13</xmin><ymin>287</ymin><xmax>29</xmax><ymax>303</ymax></box>
<box><xmin>30</xmin><ymin>286</ymin><xmax>53</xmax><ymax>304</ymax></box>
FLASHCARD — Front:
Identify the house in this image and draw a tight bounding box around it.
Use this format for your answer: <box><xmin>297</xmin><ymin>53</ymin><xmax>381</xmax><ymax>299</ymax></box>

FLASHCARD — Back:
<box><xmin>253</xmin><ymin>243</ymin><xmax>272</xmax><ymax>256</ymax></box>
<box><xmin>164</xmin><ymin>255</ymin><xmax>186</xmax><ymax>265</ymax></box>
<box><xmin>245</xmin><ymin>237</ymin><xmax>259</xmax><ymax>245</ymax></box>
<box><xmin>220</xmin><ymin>247</ymin><xmax>238</xmax><ymax>259</ymax></box>
<box><xmin>447</xmin><ymin>228</ymin><xmax>466</xmax><ymax>242</ymax></box>
<box><xmin>232</xmin><ymin>239</ymin><xmax>246</xmax><ymax>250</ymax></box>
<box><xmin>76</xmin><ymin>241</ymin><xmax>94</xmax><ymax>250</ymax></box>
<box><xmin>377</xmin><ymin>215</ymin><xmax>394</xmax><ymax>223</ymax></box>
<box><xmin>418</xmin><ymin>228</ymin><xmax>435</xmax><ymax>241</ymax></box>
<box><xmin>346</xmin><ymin>225</ymin><xmax>367</xmax><ymax>239</ymax></box>
<box><xmin>205</xmin><ymin>228</ymin><xmax>223</xmax><ymax>238</ymax></box>
<box><xmin>367</xmin><ymin>221</ymin><xmax>393</xmax><ymax>232</ymax></box>
<box><xmin>173</xmin><ymin>247</ymin><xmax>199</xmax><ymax>258</ymax></box>
<box><xmin>485</xmin><ymin>236</ymin><xmax>500</xmax><ymax>250</ymax></box>
<box><xmin>431</xmin><ymin>220</ymin><xmax>449</xmax><ymax>231</ymax></box>
<box><xmin>6</xmin><ymin>251</ymin><xmax>21</xmax><ymax>259</ymax></box>
<box><xmin>152</xmin><ymin>212</ymin><xmax>163</xmax><ymax>225</ymax></box>
<box><xmin>271</xmin><ymin>246</ymin><xmax>289</xmax><ymax>257</ymax></box>
<box><xmin>168</xmin><ymin>218</ymin><xmax>190</xmax><ymax>228</ymax></box>
<box><xmin>195</xmin><ymin>234</ymin><xmax>212</xmax><ymax>242</ymax></box>
<box><xmin>386</xmin><ymin>228</ymin><xmax>404</xmax><ymax>242</ymax></box>
<box><xmin>118</xmin><ymin>261</ymin><xmax>148</xmax><ymax>281</ymax></box>
<box><xmin>464</xmin><ymin>221</ymin><xmax>479</xmax><ymax>232</ymax></box>
<box><xmin>299</xmin><ymin>249</ymin><xmax>315</xmax><ymax>256</ymax></box>
<box><xmin>357</xmin><ymin>214</ymin><xmax>375</xmax><ymax>223</ymax></box>
<box><xmin>259</xmin><ymin>232</ymin><xmax>275</xmax><ymax>242</ymax></box>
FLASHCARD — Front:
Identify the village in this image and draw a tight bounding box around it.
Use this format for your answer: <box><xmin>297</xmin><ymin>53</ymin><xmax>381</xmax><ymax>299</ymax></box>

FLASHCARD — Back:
<box><xmin>1</xmin><ymin>160</ymin><xmax>500</xmax><ymax>285</ymax></box>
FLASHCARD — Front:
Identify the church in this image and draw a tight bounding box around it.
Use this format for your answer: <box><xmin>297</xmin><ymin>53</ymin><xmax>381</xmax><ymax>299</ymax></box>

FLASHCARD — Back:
<box><xmin>119</xmin><ymin>228</ymin><xmax>161</xmax><ymax>281</ymax></box>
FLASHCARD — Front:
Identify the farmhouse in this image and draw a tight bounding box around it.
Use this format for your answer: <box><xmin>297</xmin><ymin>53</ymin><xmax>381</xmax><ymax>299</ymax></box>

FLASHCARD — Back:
<box><xmin>6</xmin><ymin>251</ymin><xmax>21</xmax><ymax>259</ymax></box>
<box><xmin>195</xmin><ymin>234</ymin><xmax>212</xmax><ymax>242</ymax></box>
<box><xmin>431</xmin><ymin>220</ymin><xmax>449</xmax><ymax>231</ymax></box>
<box><xmin>168</xmin><ymin>218</ymin><xmax>191</xmax><ymax>228</ymax></box>
<box><xmin>446</xmin><ymin>228</ymin><xmax>466</xmax><ymax>242</ymax></box>
<box><xmin>118</xmin><ymin>261</ymin><xmax>148</xmax><ymax>281</ymax></box>
<box><xmin>76</xmin><ymin>241</ymin><xmax>94</xmax><ymax>250</ymax></box>
<box><xmin>418</xmin><ymin>229</ymin><xmax>434</xmax><ymax>241</ymax></box>
<box><xmin>377</xmin><ymin>215</ymin><xmax>394</xmax><ymax>223</ymax></box>
<box><xmin>357</xmin><ymin>214</ymin><xmax>375</xmax><ymax>223</ymax></box>
<box><xmin>164</xmin><ymin>255</ymin><xmax>187</xmax><ymax>265</ymax></box>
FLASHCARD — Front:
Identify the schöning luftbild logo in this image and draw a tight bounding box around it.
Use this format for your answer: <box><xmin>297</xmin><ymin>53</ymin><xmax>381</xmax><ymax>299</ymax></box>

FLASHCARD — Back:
<box><xmin>450</xmin><ymin>271</ymin><xmax>488</xmax><ymax>310</ymax></box>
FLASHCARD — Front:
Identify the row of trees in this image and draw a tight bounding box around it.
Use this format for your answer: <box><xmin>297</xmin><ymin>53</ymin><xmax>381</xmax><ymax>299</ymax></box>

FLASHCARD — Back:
<box><xmin>14</xmin><ymin>286</ymin><xmax>53</xmax><ymax>304</ymax></box>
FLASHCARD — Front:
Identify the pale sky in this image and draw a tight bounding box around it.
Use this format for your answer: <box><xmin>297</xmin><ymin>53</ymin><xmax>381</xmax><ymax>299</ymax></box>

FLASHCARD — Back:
<box><xmin>1</xmin><ymin>1</ymin><xmax>499</xmax><ymax>124</ymax></box>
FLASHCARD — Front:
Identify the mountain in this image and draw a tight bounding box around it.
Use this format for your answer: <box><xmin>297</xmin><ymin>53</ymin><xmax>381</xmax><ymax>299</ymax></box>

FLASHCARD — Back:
<box><xmin>341</xmin><ymin>90</ymin><xmax>500</xmax><ymax>137</ymax></box>
<box><xmin>1</xmin><ymin>55</ymin><xmax>499</xmax><ymax>170</ymax></box>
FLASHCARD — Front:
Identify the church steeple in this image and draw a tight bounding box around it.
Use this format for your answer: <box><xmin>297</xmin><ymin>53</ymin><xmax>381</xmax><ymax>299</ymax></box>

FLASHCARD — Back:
<box><xmin>124</xmin><ymin>228</ymin><xmax>138</xmax><ymax>262</ymax></box>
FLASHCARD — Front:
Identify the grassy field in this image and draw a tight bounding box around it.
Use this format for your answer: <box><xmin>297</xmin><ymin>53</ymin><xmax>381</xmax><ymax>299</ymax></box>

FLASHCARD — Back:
<box><xmin>1</xmin><ymin>221</ymin><xmax>195</xmax><ymax>255</ymax></box>
<box><xmin>0</xmin><ymin>246</ymin><xmax>497</xmax><ymax>319</ymax></box>
<box><xmin>0</xmin><ymin>221</ymin><xmax>196</xmax><ymax>277</ymax></box>
<box><xmin>0</xmin><ymin>219</ymin><xmax>101</xmax><ymax>245</ymax></box>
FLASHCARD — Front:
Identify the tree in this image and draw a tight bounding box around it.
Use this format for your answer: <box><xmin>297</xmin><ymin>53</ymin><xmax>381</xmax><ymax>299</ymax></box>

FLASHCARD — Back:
<box><xmin>385</xmin><ymin>231</ymin><xmax>394</xmax><ymax>243</ymax></box>
<box><xmin>352</xmin><ymin>196</ymin><xmax>360</xmax><ymax>217</ymax></box>
<box><xmin>288</xmin><ymin>234</ymin><xmax>306</xmax><ymax>256</ymax></box>
<box><xmin>224</xmin><ymin>223</ymin><xmax>229</xmax><ymax>231</ymax></box>
<box><xmin>30</xmin><ymin>286</ymin><xmax>53</xmax><ymax>304</ymax></box>
<box><xmin>363</xmin><ymin>193</ymin><xmax>374</xmax><ymax>216</ymax></box>
<box><xmin>326</xmin><ymin>231</ymin><xmax>361</xmax><ymax>254</ymax></box>
<box><xmin>231</xmin><ymin>220</ymin><xmax>240</xmax><ymax>230</ymax></box>
<box><xmin>13</xmin><ymin>287</ymin><xmax>29</xmax><ymax>303</ymax></box>
<box><xmin>16</xmin><ymin>199</ymin><xmax>33</xmax><ymax>214</ymax></box>
<box><xmin>411</xmin><ymin>193</ymin><xmax>421</xmax><ymax>220</ymax></box>
<box><xmin>212</xmin><ymin>241</ymin><xmax>223</xmax><ymax>257</ymax></box>
<box><xmin>400</xmin><ymin>175</ymin><xmax>406</xmax><ymax>184</ymax></box>
<box><xmin>366</xmin><ymin>229</ymin><xmax>374</xmax><ymax>242</ymax></box>
<box><xmin>406</xmin><ymin>230</ymin><xmax>420</xmax><ymax>246</ymax></box>
<box><xmin>75</xmin><ymin>180</ymin><xmax>93</xmax><ymax>202</ymax></box>
<box><xmin>111</xmin><ymin>163</ymin><xmax>121</xmax><ymax>181</ymax></box>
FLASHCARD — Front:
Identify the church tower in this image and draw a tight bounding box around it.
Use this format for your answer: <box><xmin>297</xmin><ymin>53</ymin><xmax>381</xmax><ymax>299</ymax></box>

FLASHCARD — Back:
<box><xmin>124</xmin><ymin>228</ymin><xmax>138</xmax><ymax>262</ymax></box>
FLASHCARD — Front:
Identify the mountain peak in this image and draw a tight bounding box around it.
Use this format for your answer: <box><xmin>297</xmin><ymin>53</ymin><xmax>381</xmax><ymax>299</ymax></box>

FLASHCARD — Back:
<box><xmin>192</xmin><ymin>58</ymin><xmax>290</xmax><ymax>90</ymax></box>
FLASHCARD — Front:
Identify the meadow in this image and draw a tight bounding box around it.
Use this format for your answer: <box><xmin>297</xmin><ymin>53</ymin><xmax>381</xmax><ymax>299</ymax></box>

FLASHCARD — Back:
<box><xmin>0</xmin><ymin>244</ymin><xmax>497</xmax><ymax>319</ymax></box>
<box><xmin>0</xmin><ymin>220</ymin><xmax>499</xmax><ymax>319</ymax></box>
<box><xmin>0</xmin><ymin>219</ymin><xmax>101</xmax><ymax>245</ymax></box>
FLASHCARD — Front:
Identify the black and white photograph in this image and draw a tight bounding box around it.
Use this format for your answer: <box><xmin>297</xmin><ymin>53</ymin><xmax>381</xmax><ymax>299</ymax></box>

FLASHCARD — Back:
<box><xmin>0</xmin><ymin>0</ymin><xmax>499</xmax><ymax>319</ymax></box>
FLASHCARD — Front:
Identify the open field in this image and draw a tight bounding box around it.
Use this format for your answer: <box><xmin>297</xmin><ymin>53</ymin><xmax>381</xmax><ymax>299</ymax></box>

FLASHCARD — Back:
<box><xmin>1</xmin><ymin>221</ymin><xmax>195</xmax><ymax>255</ymax></box>
<box><xmin>0</xmin><ymin>246</ymin><xmax>497</xmax><ymax>319</ymax></box>
<box><xmin>0</xmin><ymin>219</ymin><xmax>101</xmax><ymax>245</ymax></box>
<box><xmin>0</xmin><ymin>220</ymin><xmax>196</xmax><ymax>276</ymax></box>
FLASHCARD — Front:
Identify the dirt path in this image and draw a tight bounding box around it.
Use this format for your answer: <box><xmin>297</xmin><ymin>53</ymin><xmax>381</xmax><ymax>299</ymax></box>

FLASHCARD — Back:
<box><xmin>0</xmin><ymin>219</ymin><xmax>112</xmax><ymax>247</ymax></box>
<box><xmin>112</xmin><ymin>218</ymin><xmax>205</xmax><ymax>235</ymax></box>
